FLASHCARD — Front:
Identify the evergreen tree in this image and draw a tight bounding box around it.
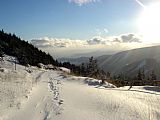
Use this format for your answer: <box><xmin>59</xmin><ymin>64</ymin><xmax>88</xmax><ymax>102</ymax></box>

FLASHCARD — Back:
<box><xmin>100</xmin><ymin>70</ymin><xmax>107</xmax><ymax>84</ymax></box>
<box><xmin>141</xmin><ymin>69</ymin><xmax>145</xmax><ymax>80</ymax></box>
<box><xmin>137</xmin><ymin>69</ymin><xmax>142</xmax><ymax>81</ymax></box>
<box><xmin>80</xmin><ymin>63</ymin><xmax>86</xmax><ymax>76</ymax></box>
<box><xmin>150</xmin><ymin>70</ymin><xmax>157</xmax><ymax>80</ymax></box>
<box><xmin>0</xmin><ymin>48</ymin><xmax>4</xmax><ymax>57</ymax></box>
<box><xmin>0</xmin><ymin>46</ymin><xmax>4</xmax><ymax>61</ymax></box>
<box><xmin>87</xmin><ymin>56</ymin><xmax>99</xmax><ymax>77</ymax></box>
<box><xmin>106</xmin><ymin>72</ymin><xmax>111</xmax><ymax>80</ymax></box>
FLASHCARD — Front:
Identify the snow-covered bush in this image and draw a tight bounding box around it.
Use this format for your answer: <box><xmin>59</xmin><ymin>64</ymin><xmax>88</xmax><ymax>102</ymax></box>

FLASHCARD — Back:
<box><xmin>37</xmin><ymin>63</ymin><xmax>45</xmax><ymax>69</ymax></box>
<box><xmin>59</xmin><ymin>67</ymin><xmax>71</xmax><ymax>74</ymax></box>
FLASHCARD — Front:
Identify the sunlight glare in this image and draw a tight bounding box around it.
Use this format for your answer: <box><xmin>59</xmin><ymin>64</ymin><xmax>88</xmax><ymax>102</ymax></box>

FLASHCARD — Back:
<box><xmin>138</xmin><ymin>2</ymin><xmax>160</xmax><ymax>43</ymax></box>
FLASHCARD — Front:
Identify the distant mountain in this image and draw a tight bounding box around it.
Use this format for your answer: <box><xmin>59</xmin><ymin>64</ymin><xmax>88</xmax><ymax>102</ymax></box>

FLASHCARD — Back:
<box><xmin>98</xmin><ymin>45</ymin><xmax>160</xmax><ymax>79</ymax></box>
<box><xmin>58</xmin><ymin>57</ymin><xmax>89</xmax><ymax>65</ymax></box>
<box><xmin>70</xmin><ymin>50</ymin><xmax>116</xmax><ymax>58</ymax></box>
<box><xmin>120</xmin><ymin>58</ymin><xmax>160</xmax><ymax>76</ymax></box>
<box><xmin>96</xmin><ymin>55</ymin><xmax>112</xmax><ymax>65</ymax></box>
<box><xmin>58</xmin><ymin>54</ymin><xmax>112</xmax><ymax>66</ymax></box>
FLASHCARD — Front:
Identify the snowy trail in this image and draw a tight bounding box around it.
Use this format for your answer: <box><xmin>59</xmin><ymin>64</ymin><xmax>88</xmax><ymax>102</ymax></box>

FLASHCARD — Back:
<box><xmin>2</xmin><ymin>69</ymin><xmax>160</xmax><ymax>120</ymax></box>
<box><xmin>6</xmin><ymin>71</ymin><xmax>63</xmax><ymax>120</ymax></box>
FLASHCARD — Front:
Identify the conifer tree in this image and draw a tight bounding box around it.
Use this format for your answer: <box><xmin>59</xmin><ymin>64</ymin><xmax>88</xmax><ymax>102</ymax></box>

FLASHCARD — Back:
<box><xmin>80</xmin><ymin>63</ymin><xmax>86</xmax><ymax>76</ymax></box>
<box><xmin>0</xmin><ymin>47</ymin><xmax>4</xmax><ymax>62</ymax></box>
<box><xmin>137</xmin><ymin>69</ymin><xmax>142</xmax><ymax>81</ymax></box>
<box><xmin>141</xmin><ymin>69</ymin><xmax>145</xmax><ymax>80</ymax></box>
<box><xmin>87</xmin><ymin>57</ymin><xmax>99</xmax><ymax>77</ymax></box>
<box><xmin>150</xmin><ymin>70</ymin><xmax>157</xmax><ymax>80</ymax></box>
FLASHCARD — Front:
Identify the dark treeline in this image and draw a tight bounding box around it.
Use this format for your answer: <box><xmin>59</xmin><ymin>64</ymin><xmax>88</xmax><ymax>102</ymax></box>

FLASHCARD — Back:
<box><xmin>63</xmin><ymin>57</ymin><xmax>109</xmax><ymax>84</ymax></box>
<box><xmin>107</xmin><ymin>69</ymin><xmax>158</xmax><ymax>87</ymax></box>
<box><xmin>0</xmin><ymin>29</ymin><xmax>59</xmax><ymax>66</ymax></box>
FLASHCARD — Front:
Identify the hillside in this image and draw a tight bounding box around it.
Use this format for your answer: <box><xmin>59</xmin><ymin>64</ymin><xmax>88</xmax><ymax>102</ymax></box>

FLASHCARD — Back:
<box><xmin>96</xmin><ymin>54</ymin><xmax>112</xmax><ymax>65</ymax></box>
<box><xmin>98</xmin><ymin>45</ymin><xmax>160</xmax><ymax>79</ymax></box>
<box><xmin>0</xmin><ymin>30</ymin><xmax>58</xmax><ymax>66</ymax></box>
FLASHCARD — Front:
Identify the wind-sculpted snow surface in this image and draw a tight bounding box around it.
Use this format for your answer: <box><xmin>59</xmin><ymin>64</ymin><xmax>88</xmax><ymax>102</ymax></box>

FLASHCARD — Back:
<box><xmin>0</xmin><ymin>56</ymin><xmax>64</xmax><ymax>120</ymax></box>
<box><xmin>0</xmin><ymin>56</ymin><xmax>34</xmax><ymax>118</ymax></box>
<box><xmin>0</xmin><ymin>55</ymin><xmax>160</xmax><ymax>120</ymax></box>
<box><xmin>9</xmin><ymin>71</ymin><xmax>64</xmax><ymax>120</ymax></box>
<box><xmin>55</xmin><ymin>75</ymin><xmax>160</xmax><ymax>120</ymax></box>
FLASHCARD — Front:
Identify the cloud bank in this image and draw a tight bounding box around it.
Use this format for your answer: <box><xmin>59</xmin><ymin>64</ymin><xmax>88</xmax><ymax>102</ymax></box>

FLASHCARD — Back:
<box><xmin>68</xmin><ymin>0</ymin><xmax>100</xmax><ymax>6</ymax></box>
<box><xmin>32</xmin><ymin>33</ymin><xmax>142</xmax><ymax>48</ymax></box>
<box><xmin>31</xmin><ymin>33</ymin><xmax>145</xmax><ymax>58</ymax></box>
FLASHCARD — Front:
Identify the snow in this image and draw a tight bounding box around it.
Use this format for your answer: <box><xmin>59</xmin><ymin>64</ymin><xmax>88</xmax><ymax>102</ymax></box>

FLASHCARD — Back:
<box><xmin>0</xmin><ymin>55</ymin><xmax>160</xmax><ymax>120</ymax></box>
<box><xmin>59</xmin><ymin>67</ymin><xmax>71</xmax><ymax>73</ymax></box>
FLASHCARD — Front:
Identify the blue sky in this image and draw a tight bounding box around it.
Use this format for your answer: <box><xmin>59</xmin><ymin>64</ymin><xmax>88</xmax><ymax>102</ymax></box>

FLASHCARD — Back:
<box><xmin>0</xmin><ymin>0</ymin><xmax>147</xmax><ymax>40</ymax></box>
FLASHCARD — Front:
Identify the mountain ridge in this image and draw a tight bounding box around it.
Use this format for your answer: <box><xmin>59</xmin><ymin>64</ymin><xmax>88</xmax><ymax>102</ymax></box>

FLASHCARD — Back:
<box><xmin>98</xmin><ymin>45</ymin><xmax>160</xmax><ymax>79</ymax></box>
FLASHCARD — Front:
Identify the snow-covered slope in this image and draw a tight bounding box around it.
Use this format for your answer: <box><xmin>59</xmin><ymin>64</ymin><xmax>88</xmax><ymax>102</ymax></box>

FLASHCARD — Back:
<box><xmin>0</xmin><ymin>55</ymin><xmax>160</xmax><ymax>120</ymax></box>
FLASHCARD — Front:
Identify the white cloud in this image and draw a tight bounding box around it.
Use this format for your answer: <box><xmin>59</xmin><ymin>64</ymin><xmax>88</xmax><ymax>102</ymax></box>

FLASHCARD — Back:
<box><xmin>31</xmin><ymin>37</ymin><xmax>87</xmax><ymax>48</ymax></box>
<box><xmin>31</xmin><ymin>33</ymin><xmax>145</xmax><ymax>58</ymax></box>
<box><xmin>104</xmin><ymin>28</ymin><xmax>108</xmax><ymax>34</ymax></box>
<box><xmin>68</xmin><ymin>0</ymin><xmax>100</xmax><ymax>6</ymax></box>
<box><xmin>87</xmin><ymin>36</ymin><xmax>108</xmax><ymax>45</ymax></box>
<box><xmin>112</xmin><ymin>33</ymin><xmax>142</xmax><ymax>43</ymax></box>
<box><xmin>120</xmin><ymin>33</ymin><xmax>142</xmax><ymax>43</ymax></box>
<box><xmin>95</xmin><ymin>28</ymin><xmax>108</xmax><ymax>36</ymax></box>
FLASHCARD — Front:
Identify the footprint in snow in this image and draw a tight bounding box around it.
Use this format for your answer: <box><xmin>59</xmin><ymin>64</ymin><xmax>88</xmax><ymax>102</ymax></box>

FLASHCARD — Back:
<box><xmin>58</xmin><ymin>100</ymin><xmax>63</xmax><ymax>105</ymax></box>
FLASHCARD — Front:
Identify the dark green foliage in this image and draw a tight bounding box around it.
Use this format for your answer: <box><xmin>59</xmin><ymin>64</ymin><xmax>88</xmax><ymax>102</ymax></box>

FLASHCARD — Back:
<box><xmin>0</xmin><ymin>47</ymin><xmax>4</xmax><ymax>58</ymax></box>
<box><xmin>137</xmin><ymin>69</ymin><xmax>143</xmax><ymax>81</ymax></box>
<box><xmin>0</xmin><ymin>30</ymin><xmax>58</xmax><ymax>66</ymax></box>
<box><xmin>68</xmin><ymin>57</ymin><xmax>109</xmax><ymax>84</ymax></box>
<box><xmin>112</xmin><ymin>73</ymin><xmax>128</xmax><ymax>81</ymax></box>
<box><xmin>86</xmin><ymin>56</ymin><xmax>107</xmax><ymax>80</ymax></box>
<box><xmin>141</xmin><ymin>69</ymin><xmax>145</xmax><ymax>80</ymax></box>
<box><xmin>62</xmin><ymin>62</ymin><xmax>81</xmax><ymax>75</ymax></box>
<box><xmin>80</xmin><ymin>63</ymin><xmax>86</xmax><ymax>76</ymax></box>
<box><xmin>150</xmin><ymin>70</ymin><xmax>157</xmax><ymax>80</ymax></box>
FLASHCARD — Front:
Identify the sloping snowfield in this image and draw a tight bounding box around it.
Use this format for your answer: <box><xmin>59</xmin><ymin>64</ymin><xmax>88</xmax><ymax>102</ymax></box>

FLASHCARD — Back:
<box><xmin>0</xmin><ymin>56</ymin><xmax>160</xmax><ymax>120</ymax></box>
